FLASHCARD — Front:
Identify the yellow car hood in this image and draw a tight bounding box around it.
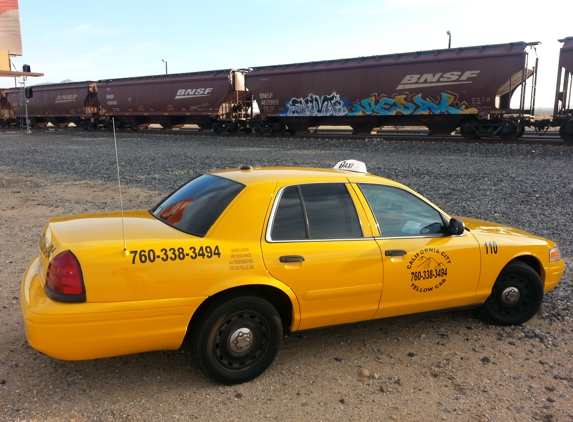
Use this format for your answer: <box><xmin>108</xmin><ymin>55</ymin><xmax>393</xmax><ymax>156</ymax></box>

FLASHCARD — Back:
<box><xmin>460</xmin><ymin>216</ymin><xmax>541</xmax><ymax>239</ymax></box>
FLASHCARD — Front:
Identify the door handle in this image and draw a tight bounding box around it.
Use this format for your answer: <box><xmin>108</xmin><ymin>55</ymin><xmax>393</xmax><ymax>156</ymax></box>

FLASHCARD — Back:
<box><xmin>385</xmin><ymin>250</ymin><xmax>407</xmax><ymax>257</ymax></box>
<box><xmin>280</xmin><ymin>255</ymin><xmax>305</xmax><ymax>263</ymax></box>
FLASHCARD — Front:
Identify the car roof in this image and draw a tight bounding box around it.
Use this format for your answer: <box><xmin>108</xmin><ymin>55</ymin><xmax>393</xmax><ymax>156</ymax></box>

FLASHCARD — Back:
<box><xmin>210</xmin><ymin>166</ymin><xmax>404</xmax><ymax>187</ymax></box>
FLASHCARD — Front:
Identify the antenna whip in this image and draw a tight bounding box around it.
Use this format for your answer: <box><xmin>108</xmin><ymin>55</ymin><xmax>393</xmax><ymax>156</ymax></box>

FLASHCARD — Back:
<box><xmin>112</xmin><ymin>118</ymin><xmax>128</xmax><ymax>253</ymax></box>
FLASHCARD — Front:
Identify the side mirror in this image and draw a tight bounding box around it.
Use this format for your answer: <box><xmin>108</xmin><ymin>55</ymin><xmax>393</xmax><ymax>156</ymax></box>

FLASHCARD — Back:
<box><xmin>448</xmin><ymin>218</ymin><xmax>465</xmax><ymax>235</ymax></box>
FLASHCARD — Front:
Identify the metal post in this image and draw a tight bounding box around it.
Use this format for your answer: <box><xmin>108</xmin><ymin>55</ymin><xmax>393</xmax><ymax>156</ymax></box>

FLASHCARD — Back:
<box><xmin>23</xmin><ymin>75</ymin><xmax>30</xmax><ymax>133</ymax></box>
<box><xmin>447</xmin><ymin>31</ymin><xmax>451</xmax><ymax>49</ymax></box>
<box><xmin>161</xmin><ymin>59</ymin><xmax>168</xmax><ymax>74</ymax></box>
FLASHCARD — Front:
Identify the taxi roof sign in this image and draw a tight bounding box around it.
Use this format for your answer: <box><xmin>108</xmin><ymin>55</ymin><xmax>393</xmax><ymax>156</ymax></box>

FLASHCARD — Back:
<box><xmin>332</xmin><ymin>160</ymin><xmax>367</xmax><ymax>173</ymax></box>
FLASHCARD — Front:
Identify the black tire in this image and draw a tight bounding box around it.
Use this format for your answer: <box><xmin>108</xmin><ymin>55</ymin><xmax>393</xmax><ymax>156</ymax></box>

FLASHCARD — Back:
<box><xmin>190</xmin><ymin>295</ymin><xmax>283</xmax><ymax>384</ymax></box>
<box><xmin>482</xmin><ymin>262</ymin><xmax>543</xmax><ymax>326</ymax></box>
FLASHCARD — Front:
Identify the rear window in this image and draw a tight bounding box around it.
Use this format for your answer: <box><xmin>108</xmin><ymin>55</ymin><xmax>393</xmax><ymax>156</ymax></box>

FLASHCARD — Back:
<box><xmin>151</xmin><ymin>174</ymin><xmax>244</xmax><ymax>237</ymax></box>
<box><xmin>270</xmin><ymin>183</ymin><xmax>362</xmax><ymax>240</ymax></box>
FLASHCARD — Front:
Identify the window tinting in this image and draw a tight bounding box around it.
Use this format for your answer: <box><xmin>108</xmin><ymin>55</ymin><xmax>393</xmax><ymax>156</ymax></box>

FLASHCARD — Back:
<box><xmin>359</xmin><ymin>184</ymin><xmax>444</xmax><ymax>237</ymax></box>
<box><xmin>270</xmin><ymin>183</ymin><xmax>362</xmax><ymax>240</ymax></box>
<box><xmin>271</xmin><ymin>187</ymin><xmax>307</xmax><ymax>240</ymax></box>
<box><xmin>301</xmin><ymin>184</ymin><xmax>362</xmax><ymax>238</ymax></box>
<box><xmin>152</xmin><ymin>174</ymin><xmax>244</xmax><ymax>237</ymax></box>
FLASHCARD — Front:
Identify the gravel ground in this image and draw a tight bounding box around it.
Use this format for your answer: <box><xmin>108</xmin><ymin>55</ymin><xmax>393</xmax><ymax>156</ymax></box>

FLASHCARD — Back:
<box><xmin>0</xmin><ymin>130</ymin><xmax>572</xmax><ymax>421</ymax></box>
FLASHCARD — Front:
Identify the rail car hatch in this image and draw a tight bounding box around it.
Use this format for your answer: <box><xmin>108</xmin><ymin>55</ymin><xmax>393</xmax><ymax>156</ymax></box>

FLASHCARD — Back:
<box><xmin>496</xmin><ymin>69</ymin><xmax>534</xmax><ymax>110</ymax></box>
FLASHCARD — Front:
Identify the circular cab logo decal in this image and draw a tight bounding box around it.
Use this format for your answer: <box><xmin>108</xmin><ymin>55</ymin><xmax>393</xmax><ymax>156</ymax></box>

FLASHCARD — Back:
<box><xmin>407</xmin><ymin>248</ymin><xmax>452</xmax><ymax>293</ymax></box>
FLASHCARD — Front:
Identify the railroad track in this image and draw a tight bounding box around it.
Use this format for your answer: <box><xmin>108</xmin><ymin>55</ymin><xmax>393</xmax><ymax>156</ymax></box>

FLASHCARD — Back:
<box><xmin>9</xmin><ymin>126</ymin><xmax>570</xmax><ymax>146</ymax></box>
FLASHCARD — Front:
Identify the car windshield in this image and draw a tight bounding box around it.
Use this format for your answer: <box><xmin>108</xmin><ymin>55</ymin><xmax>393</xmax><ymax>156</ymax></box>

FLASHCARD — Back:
<box><xmin>151</xmin><ymin>174</ymin><xmax>245</xmax><ymax>237</ymax></box>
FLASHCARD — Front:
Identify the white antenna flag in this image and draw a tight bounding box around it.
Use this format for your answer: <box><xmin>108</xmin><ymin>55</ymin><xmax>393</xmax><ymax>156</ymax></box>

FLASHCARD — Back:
<box><xmin>112</xmin><ymin>118</ymin><xmax>128</xmax><ymax>254</ymax></box>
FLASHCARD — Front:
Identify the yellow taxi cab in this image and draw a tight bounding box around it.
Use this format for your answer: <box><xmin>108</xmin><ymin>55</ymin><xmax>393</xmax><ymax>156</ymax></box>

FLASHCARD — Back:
<box><xmin>21</xmin><ymin>160</ymin><xmax>565</xmax><ymax>384</ymax></box>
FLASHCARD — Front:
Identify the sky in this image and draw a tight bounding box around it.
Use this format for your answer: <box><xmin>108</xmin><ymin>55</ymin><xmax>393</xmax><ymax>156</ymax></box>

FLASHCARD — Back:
<box><xmin>7</xmin><ymin>0</ymin><xmax>573</xmax><ymax>108</ymax></box>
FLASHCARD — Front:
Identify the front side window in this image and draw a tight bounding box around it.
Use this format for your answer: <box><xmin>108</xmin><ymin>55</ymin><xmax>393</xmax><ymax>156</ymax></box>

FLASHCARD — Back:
<box><xmin>359</xmin><ymin>184</ymin><xmax>445</xmax><ymax>237</ymax></box>
<box><xmin>270</xmin><ymin>183</ymin><xmax>362</xmax><ymax>241</ymax></box>
<box><xmin>152</xmin><ymin>174</ymin><xmax>244</xmax><ymax>237</ymax></box>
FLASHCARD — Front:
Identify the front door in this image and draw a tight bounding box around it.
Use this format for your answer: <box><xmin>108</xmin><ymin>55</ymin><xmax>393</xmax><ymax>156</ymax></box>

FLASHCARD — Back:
<box><xmin>355</xmin><ymin>183</ymin><xmax>481</xmax><ymax>319</ymax></box>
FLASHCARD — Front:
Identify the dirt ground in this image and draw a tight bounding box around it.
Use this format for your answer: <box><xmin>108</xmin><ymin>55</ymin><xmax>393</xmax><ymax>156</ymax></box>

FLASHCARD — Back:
<box><xmin>1</xmin><ymin>171</ymin><xmax>572</xmax><ymax>422</ymax></box>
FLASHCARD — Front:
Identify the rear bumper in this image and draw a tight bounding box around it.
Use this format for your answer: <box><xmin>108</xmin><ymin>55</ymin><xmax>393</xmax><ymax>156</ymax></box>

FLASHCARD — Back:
<box><xmin>20</xmin><ymin>257</ymin><xmax>205</xmax><ymax>361</ymax></box>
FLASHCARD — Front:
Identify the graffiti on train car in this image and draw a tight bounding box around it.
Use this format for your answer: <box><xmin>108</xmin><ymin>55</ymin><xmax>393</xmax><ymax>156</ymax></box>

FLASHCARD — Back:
<box><xmin>348</xmin><ymin>92</ymin><xmax>478</xmax><ymax>116</ymax></box>
<box><xmin>279</xmin><ymin>91</ymin><xmax>478</xmax><ymax>117</ymax></box>
<box><xmin>279</xmin><ymin>93</ymin><xmax>350</xmax><ymax>116</ymax></box>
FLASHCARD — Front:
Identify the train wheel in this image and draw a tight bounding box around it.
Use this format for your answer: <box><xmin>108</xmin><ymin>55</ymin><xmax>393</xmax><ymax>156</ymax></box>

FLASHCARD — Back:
<box><xmin>498</xmin><ymin>120</ymin><xmax>519</xmax><ymax>140</ymax></box>
<box><xmin>253</xmin><ymin>123</ymin><xmax>264</xmax><ymax>136</ymax></box>
<box><xmin>460</xmin><ymin>121</ymin><xmax>479</xmax><ymax>140</ymax></box>
<box><xmin>559</xmin><ymin>120</ymin><xmax>573</xmax><ymax>143</ymax></box>
<box><xmin>271</xmin><ymin>122</ymin><xmax>285</xmax><ymax>136</ymax></box>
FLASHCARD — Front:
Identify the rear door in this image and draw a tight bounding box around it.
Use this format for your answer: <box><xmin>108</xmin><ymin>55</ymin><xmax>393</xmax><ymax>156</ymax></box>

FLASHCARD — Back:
<box><xmin>261</xmin><ymin>182</ymin><xmax>383</xmax><ymax>330</ymax></box>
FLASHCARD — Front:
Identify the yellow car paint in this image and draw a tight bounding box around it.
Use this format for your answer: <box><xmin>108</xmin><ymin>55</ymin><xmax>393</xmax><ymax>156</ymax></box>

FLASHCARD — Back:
<box><xmin>21</xmin><ymin>164</ymin><xmax>565</xmax><ymax>370</ymax></box>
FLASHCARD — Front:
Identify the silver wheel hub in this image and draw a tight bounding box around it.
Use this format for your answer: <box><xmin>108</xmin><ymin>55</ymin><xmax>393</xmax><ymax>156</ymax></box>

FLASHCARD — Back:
<box><xmin>501</xmin><ymin>287</ymin><xmax>520</xmax><ymax>304</ymax></box>
<box><xmin>229</xmin><ymin>328</ymin><xmax>253</xmax><ymax>353</ymax></box>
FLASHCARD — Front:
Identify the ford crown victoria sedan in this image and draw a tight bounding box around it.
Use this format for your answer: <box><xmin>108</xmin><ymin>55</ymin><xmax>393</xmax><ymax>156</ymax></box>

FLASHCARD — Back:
<box><xmin>21</xmin><ymin>160</ymin><xmax>564</xmax><ymax>384</ymax></box>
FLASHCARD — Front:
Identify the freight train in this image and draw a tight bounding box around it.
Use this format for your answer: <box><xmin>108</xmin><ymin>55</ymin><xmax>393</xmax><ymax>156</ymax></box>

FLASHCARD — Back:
<box><xmin>1</xmin><ymin>37</ymin><xmax>572</xmax><ymax>142</ymax></box>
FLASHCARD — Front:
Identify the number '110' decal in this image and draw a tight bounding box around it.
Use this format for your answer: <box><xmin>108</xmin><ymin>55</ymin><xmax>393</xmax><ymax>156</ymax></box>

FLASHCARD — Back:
<box><xmin>484</xmin><ymin>241</ymin><xmax>498</xmax><ymax>254</ymax></box>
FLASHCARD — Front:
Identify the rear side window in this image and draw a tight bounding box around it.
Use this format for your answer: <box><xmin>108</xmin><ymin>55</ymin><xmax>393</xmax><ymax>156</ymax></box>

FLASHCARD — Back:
<box><xmin>152</xmin><ymin>174</ymin><xmax>244</xmax><ymax>237</ymax></box>
<box><xmin>270</xmin><ymin>183</ymin><xmax>362</xmax><ymax>240</ymax></box>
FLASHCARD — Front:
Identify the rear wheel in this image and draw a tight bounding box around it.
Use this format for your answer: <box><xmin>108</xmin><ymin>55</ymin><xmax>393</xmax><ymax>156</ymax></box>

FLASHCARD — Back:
<box><xmin>190</xmin><ymin>295</ymin><xmax>283</xmax><ymax>384</ymax></box>
<box><xmin>482</xmin><ymin>262</ymin><xmax>543</xmax><ymax>325</ymax></box>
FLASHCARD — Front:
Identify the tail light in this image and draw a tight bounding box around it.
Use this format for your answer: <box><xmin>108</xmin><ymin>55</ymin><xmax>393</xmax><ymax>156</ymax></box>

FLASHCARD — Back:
<box><xmin>45</xmin><ymin>251</ymin><xmax>86</xmax><ymax>303</ymax></box>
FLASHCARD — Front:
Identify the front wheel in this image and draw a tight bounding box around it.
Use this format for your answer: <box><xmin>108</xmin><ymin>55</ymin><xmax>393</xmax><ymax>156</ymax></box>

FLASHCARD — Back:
<box><xmin>482</xmin><ymin>262</ymin><xmax>544</xmax><ymax>326</ymax></box>
<box><xmin>189</xmin><ymin>295</ymin><xmax>283</xmax><ymax>384</ymax></box>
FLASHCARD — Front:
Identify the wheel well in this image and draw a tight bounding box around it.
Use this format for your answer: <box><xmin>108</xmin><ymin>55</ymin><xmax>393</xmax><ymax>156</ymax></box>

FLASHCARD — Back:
<box><xmin>186</xmin><ymin>285</ymin><xmax>294</xmax><ymax>337</ymax></box>
<box><xmin>508</xmin><ymin>256</ymin><xmax>541</xmax><ymax>277</ymax></box>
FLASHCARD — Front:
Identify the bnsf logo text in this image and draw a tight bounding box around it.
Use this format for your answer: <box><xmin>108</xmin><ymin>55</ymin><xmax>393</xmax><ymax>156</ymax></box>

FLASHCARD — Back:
<box><xmin>396</xmin><ymin>70</ymin><xmax>480</xmax><ymax>90</ymax></box>
<box><xmin>55</xmin><ymin>94</ymin><xmax>78</xmax><ymax>103</ymax></box>
<box><xmin>175</xmin><ymin>88</ymin><xmax>214</xmax><ymax>99</ymax></box>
